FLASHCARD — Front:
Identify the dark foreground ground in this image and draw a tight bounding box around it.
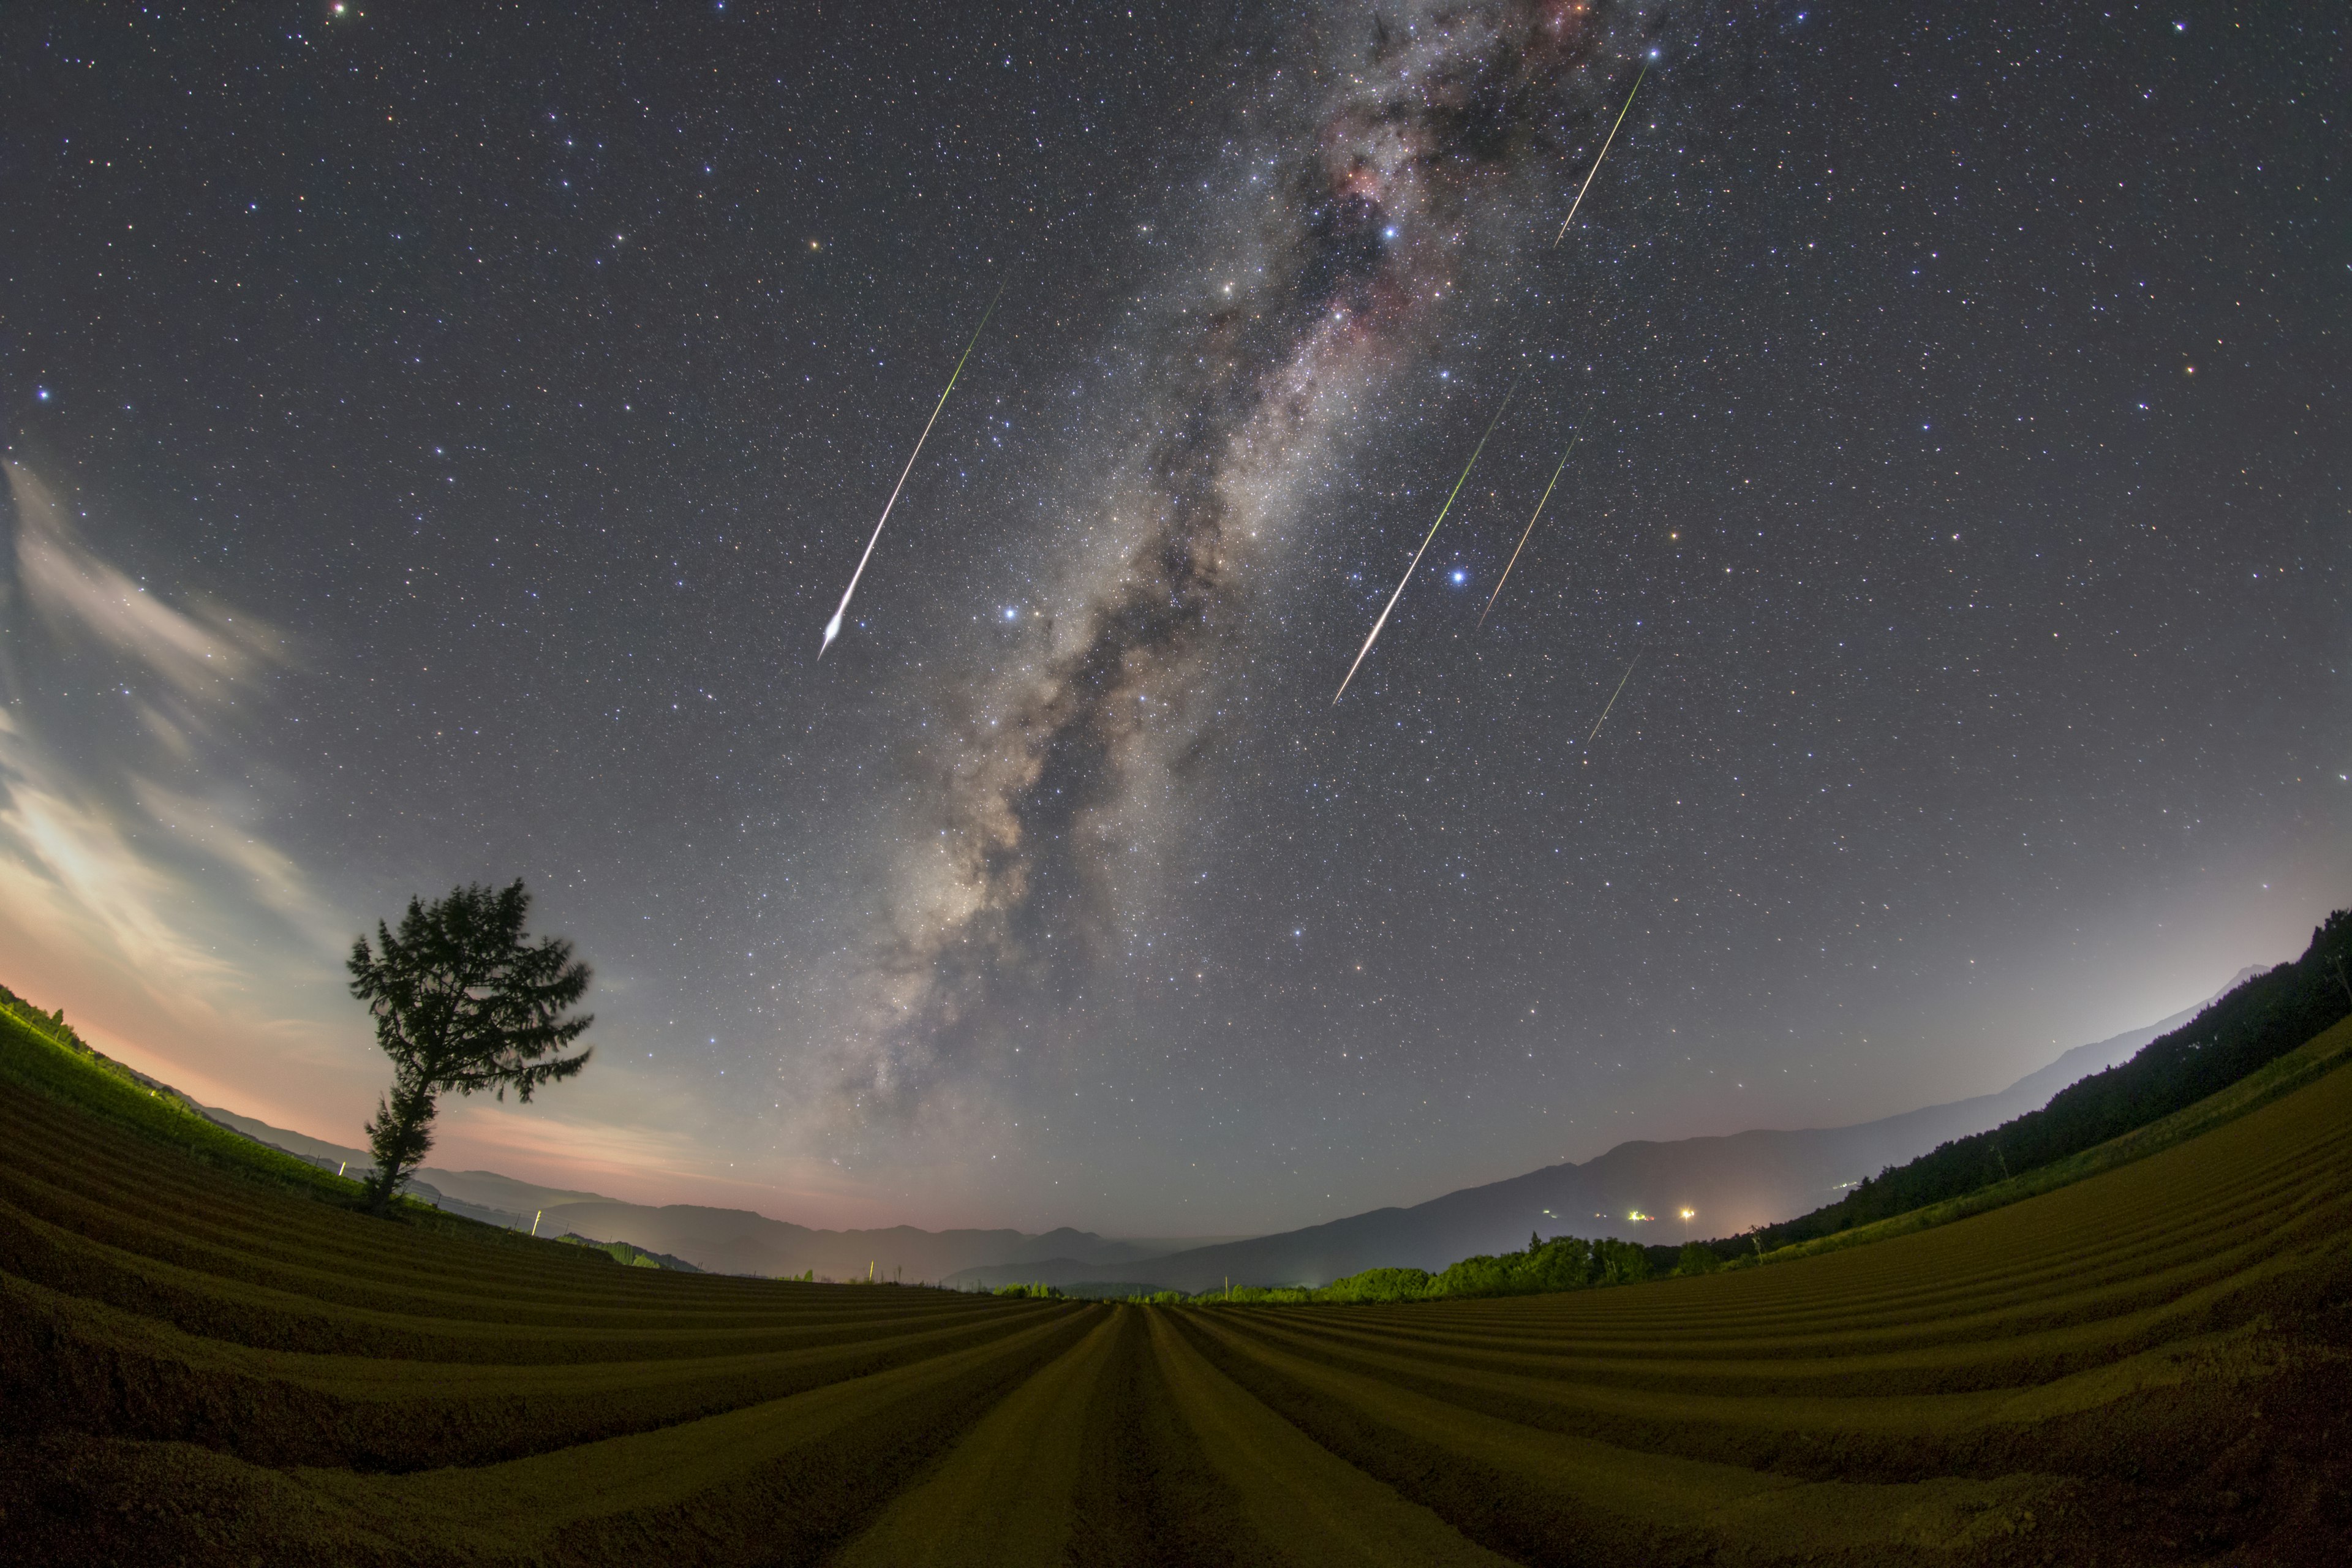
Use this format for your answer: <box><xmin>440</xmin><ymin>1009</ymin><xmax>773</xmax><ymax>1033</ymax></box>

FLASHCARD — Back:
<box><xmin>5</xmin><ymin>1020</ymin><xmax>2351</xmax><ymax>1565</ymax></box>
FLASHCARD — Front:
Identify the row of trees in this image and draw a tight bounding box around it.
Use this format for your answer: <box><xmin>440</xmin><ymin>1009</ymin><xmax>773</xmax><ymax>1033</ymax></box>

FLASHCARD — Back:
<box><xmin>1418</xmin><ymin>1232</ymin><xmax>1657</xmax><ymax>1298</ymax></box>
<box><xmin>1701</xmin><ymin>908</ymin><xmax>2352</xmax><ymax>1262</ymax></box>
<box><xmin>0</xmin><ymin>983</ymin><xmax>85</xmax><ymax>1052</ymax></box>
<box><xmin>1155</xmin><ymin>1232</ymin><xmax>1663</xmax><ymax>1306</ymax></box>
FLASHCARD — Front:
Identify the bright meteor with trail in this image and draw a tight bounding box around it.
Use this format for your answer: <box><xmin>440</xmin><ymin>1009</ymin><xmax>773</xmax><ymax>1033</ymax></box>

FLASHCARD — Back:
<box><xmin>1479</xmin><ymin>435</ymin><xmax>1577</xmax><ymax>628</ymax></box>
<box><xmin>818</xmin><ymin>283</ymin><xmax>1005</xmax><ymax>659</ymax></box>
<box><xmin>1555</xmin><ymin>61</ymin><xmax>1648</xmax><ymax>247</ymax></box>
<box><xmin>1333</xmin><ymin>368</ymin><xmax>1526</xmax><ymax>706</ymax></box>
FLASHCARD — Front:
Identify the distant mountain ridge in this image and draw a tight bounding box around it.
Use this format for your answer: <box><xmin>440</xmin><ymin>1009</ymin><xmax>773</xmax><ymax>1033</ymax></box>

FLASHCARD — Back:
<box><xmin>194</xmin><ymin>1104</ymin><xmax>1248</xmax><ymax>1281</ymax></box>
<box><xmin>522</xmin><ymin>1202</ymin><xmax>1195</xmax><ymax>1284</ymax></box>
<box><xmin>1059</xmin><ymin>982</ymin><xmax>2250</xmax><ymax>1294</ymax></box>
<box><xmin>198</xmin><ymin>980</ymin><xmax>2247</xmax><ymax>1287</ymax></box>
<box><xmin>193</xmin><ymin>1108</ymin><xmax>609</xmax><ymax>1227</ymax></box>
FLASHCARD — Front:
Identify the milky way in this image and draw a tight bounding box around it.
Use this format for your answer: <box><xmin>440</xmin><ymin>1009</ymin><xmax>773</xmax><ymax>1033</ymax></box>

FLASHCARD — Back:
<box><xmin>831</xmin><ymin>2</ymin><xmax>1665</xmax><ymax>1119</ymax></box>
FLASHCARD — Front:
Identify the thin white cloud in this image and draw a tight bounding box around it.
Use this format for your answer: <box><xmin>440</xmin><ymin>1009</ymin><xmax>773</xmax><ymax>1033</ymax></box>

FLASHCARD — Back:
<box><xmin>0</xmin><ymin>714</ymin><xmax>243</xmax><ymax>988</ymax></box>
<box><xmin>129</xmin><ymin>775</ymin><xmax>342</xmax><ymax>938</ymax></box>
<box><xmin>0</xmin><ymin>461</ymin><xmax>345</xmax><ymax>1075</ymax></box>
<box><xmin>7</xmin><ymin>461</ymin><xmax>287</xmax><ymax>705</ymax></box>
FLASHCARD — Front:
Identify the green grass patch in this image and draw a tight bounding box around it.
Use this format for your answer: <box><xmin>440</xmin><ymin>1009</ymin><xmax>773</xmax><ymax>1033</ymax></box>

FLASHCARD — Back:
<box><xmin>0</xmin><ymin>1002</ymin><xmax>366</xmax><ymax>1204</ymax></box>
<box><xmin>1738</xmin><ymin>1009</ymin><xmax>2352</xmax><ymax>1270</ymax></box>
<box><xmin>0</xmin><ymin>986</ymin><xmax>556</xmax><ymax>1246</ymax></box>
<box><xmin>557</xmin><ymin>1233</ymin><xmax>703</xmax><ymax>1271</ymax></box>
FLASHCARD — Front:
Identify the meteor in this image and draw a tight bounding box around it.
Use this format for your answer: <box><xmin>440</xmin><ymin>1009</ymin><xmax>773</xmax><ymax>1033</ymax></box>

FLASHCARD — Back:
<box><xmin>818</xmin><ymin>282</ymin><xmax>1006</xmax><ymax>659</ymax></box>
<box><xmin>1553</xmin><ymin>62</ymin><xmax>1648</xmax><ymax>247</ymax></box>
<box><xmin>1477</xmin><ymin>435</ymin><xmax>1577</xmax><ymax>628</ymax></box>
<box><xmin>1333</xmin><ymin>368</ymin><xmax>1526</xmax><ymax>706</ymax></box>
<box><xmin>1586</xmin><ymin>655</ymin><xmax>1638</xmax><ymax>745</ymax></box>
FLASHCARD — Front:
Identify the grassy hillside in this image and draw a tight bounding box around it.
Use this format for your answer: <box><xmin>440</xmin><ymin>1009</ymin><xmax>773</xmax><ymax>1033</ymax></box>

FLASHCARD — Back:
<box><xmin>7</xmin><ymin>992</ymin><xmax>2352</xmax><ymax>1562</ymax></box>
<box><xmin>0</xmin><ymin>995</ymin><xmax>608</xmax><ymax>1246</ymax></box>
<box><xmin>1725</xmin><ymin>910</ymin><xmax>2352</xmax><ymax>1259</ymax></box>
<box><xmin>1734</xmin><ymin>1011</ymin><xmax>2352</xmax><ymax>1270</ymax></box>
<box><xmin>0</xmin><ymin>998</ymin><xmax>367</xmax><ymax>1206</ymax></box>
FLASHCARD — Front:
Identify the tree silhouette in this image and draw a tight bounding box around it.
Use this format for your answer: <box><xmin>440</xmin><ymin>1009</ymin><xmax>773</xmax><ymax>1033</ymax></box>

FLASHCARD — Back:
<box><xmin>347</xmin><ymin>880</ymin><xmax>594</xmax><ymax>1213</ymax></box>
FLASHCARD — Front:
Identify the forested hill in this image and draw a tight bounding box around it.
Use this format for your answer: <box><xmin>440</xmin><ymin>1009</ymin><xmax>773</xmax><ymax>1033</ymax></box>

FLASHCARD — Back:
<box><xmin>1722</xmin><ymin>909</ymin><xmax>2352</xmax><ymax>1257</ymax></box>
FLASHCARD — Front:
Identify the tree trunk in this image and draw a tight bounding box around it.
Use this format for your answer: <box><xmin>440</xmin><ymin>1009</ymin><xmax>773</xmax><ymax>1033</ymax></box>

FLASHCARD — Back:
<box><xmin>363</xmin><ymin>1079</ymin><xmax>437</xmax><ymax>1213</ymax></box>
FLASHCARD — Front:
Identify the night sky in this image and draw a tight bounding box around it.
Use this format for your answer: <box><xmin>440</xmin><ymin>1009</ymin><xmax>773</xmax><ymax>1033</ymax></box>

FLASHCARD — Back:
<box><xmin>3</xmin><ymin>2</ymin><xmax>2343</xmax><ymax>1236</ymax></box>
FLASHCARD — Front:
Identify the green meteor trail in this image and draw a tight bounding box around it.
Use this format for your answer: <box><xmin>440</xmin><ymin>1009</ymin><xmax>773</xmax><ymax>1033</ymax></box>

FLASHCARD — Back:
<box><xmin>1587</xmin><ymin>655</ymin><xmax>1638</xmax><ymax>744</ymax></box>
<box><xmin>1333</xmin><ymin>368</ymin><xmax>1527</xmax><ymax>706</ymax></box>
<box><xmin>1553</xmin><ymin>62</ymin><xmax>1648</xmax><ymax>247</ymax></box>
<box><xmin>1477</xmin><ymin>435</ymin><xmax>1577</xmax><ymax>628</ymax></box>
<box><xmin>820</xmin><ymin>283</ymin><xmax>1006</xmax><ymax>659</ymax></box>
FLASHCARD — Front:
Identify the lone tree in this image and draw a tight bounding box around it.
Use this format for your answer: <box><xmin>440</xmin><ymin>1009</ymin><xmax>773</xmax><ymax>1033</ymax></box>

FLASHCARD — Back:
<box><xmin>348</xmin><ymin>880</ymin><xmax>594</xmax><ymax>1213</ymax></box>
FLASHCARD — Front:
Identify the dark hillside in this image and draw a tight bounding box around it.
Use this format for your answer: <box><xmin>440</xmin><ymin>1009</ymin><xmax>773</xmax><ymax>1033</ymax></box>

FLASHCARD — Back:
<box><xmin>1721</xmin><ymin>909</ymin><xmax>2352</xmax><ymax>1257</ymax></box>
<box><xmin>0</xmin><ymin>991</ymin><xmax>382</xmax><ymax>1210</ymax></box>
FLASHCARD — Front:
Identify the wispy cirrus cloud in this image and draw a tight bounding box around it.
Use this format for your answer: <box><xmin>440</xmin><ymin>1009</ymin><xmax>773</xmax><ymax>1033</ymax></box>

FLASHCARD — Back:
<box><xmin>12</xmin><ymin>462</ymin><xmax>284</xmax><ymax>704</ymax></box>
<box><xmin>0</xmin><ymin>460</ymin><xmax>349</xmax><ymax>1112</ymax></box>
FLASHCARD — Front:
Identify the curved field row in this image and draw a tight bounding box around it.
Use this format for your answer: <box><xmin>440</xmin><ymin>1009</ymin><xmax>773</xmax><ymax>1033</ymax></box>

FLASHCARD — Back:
<box><xmin>6</xmin><ymin>1020</ymin><xmax>2351</xmax><ymax>1565</ymax></box>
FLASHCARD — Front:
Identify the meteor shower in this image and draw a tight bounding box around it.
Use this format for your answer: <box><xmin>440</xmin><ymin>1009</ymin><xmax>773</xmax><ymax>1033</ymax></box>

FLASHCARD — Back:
<box><xmin>4</xmin><ymin>4</ymin><xmax>2346</xmax><ymax>1564</ymax></box>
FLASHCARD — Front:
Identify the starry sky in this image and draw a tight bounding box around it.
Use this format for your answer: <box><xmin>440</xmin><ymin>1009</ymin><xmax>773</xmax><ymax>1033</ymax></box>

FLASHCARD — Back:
<box><xmin>2</xmin><ymin>2</ymin><xmax>2344</xmax><ymax>1236</ymax></box>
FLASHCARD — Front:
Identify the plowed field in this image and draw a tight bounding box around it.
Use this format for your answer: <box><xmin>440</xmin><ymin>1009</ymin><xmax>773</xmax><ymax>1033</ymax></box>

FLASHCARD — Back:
<box><xmin>6</xmin><ymin>1024</ymin><xmax>2351</xmax><ymax>1566</ymax></box>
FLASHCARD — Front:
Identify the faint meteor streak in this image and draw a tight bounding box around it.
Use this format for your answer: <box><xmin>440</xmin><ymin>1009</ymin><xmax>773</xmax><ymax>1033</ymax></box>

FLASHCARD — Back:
<box><xmin>1553</xmin><ymin>62</ymin><xmax>1648</xmax><ymax>246</ymax></box>
<box><xmin>818</xmin><ymin>283</ymin><xmax>1006</xmax><ymax>659</ymax></box>
<box><xmin>1586</xmin><ymin>655</ymin><xmax>1637</xmax><ymax>744</ymax></box>
<box><xmin>1477</xmin><ymin>435</ymin><xmax>1577</xmax><ymax>628</ymax></box>
<box><xmin>1332</xmin><ymin>368</ymin><xmax>1526</xmax><ymax>706</ymax></box>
